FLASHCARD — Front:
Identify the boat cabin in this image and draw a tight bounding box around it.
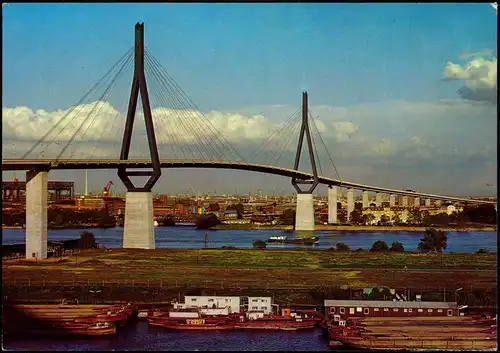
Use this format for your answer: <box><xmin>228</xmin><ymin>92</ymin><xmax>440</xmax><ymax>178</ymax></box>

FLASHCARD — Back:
<box><xmin>324</xmin><ymin>300</ymin><xmax>459</xmax><ymax>320</ymax></box>
<box><xmin>246</xmin><ymin>310</ymin><xmax>265</xmax><ymax>320</ymax></box>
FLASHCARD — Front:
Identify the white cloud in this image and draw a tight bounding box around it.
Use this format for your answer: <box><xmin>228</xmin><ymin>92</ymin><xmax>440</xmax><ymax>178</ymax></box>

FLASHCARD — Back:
<box><xmin>330</xmin><ymin>121</ymin><xmax>359</xmax><ymax>142</ymax></box>
<box><xmin>2</xmin><ymin>98</ymin><xmax>496</xmax><ymax>196</ymax></box>
<box><xmin>443</xmin><ymin>50</ymin><xmax>497</xmax><ymax>103</ymax></box>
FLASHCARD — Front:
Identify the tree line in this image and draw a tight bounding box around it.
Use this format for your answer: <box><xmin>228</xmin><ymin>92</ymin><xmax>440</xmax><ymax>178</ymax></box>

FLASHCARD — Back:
<box><xmin>329</xmin><ymin>228</ymin><xmax>448</xmax><ymax>253</ymax></box>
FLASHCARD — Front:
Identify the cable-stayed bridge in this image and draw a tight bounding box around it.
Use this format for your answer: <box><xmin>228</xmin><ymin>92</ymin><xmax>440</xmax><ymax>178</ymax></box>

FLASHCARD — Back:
<box><xmin>2</xmin><ymin>23</ymin><xmax>494</xmax><ymax>259</ymax></box>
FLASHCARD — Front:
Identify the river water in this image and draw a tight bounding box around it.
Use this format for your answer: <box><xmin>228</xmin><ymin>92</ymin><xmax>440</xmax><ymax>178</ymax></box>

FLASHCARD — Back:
<box><xmin>3</xmin><ymin>320</ymin><xmax>331</xmax><ymax>351</ymax></box>
<box><xmin>2</xmin><ymin>227</ymin><xmax>497</xmax><ymax>253</ymax></box>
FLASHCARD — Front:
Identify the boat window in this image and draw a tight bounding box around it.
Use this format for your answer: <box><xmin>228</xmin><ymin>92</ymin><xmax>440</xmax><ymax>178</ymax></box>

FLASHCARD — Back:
<box><xmin>437</xmin><ymin>309</ymin><xmax>443</xmax><ymax>313</ymax></box>
<box><xmin>383</xmin><ymin>308</ymin><xmax>389</xmax><ymax>312</ymax></box>
<box><xmin>356</xmin><ymin>307</ymin><xmax>362</xmax><ymax>312</ymax></box>
<box><xmin>225</xmin><ymin>299</ymin><xmax>230</xmax><ymax>302</ymax></box>
<box><xmin>404</xmin><ymin>309</ymin><xmax>408</xmax><ymax>313</ymax></box>
<box><xmin>374</xmin><ymin>308</ymin><xmax>379</xmax><ymax>311</ymax></box>
<box><xmin>330</xmin><ymin>307</ymin><xmax>335</xmax><ymax>314</ymax></box>
<box><xmin>447</xmin><ymin>310</ymin><xmax>453</xmax><ymax>316</ymax></box>
<box><xmin>252</xmin><ymin>306</ymin><xmax>258</xmax><ymax>310</ymax></box>
<box><xmin>408</xmin><ymin>309</ymin><xmax>412</xmax><ymax>313</ymax></box>
<box><xmin>261</xmin><ymin>307</ymin><xmax>266</xmax><ymax>310</ymax></box>
<box><xmin>191</xmin><ymin>298</ymin><xmax>197</xmax><ymax>302</ymax></box>
<box><xmin>252</xmin><ymin>299</ymin><xmax>258</xmax><ymax>302</ymax></box>
<box><xmin>418</xmin><ymin>309</ymin><xmax>423</xmax><ymax>312</ymax></box>
<box><xmin>363</xmin><ymin>308</ymin><xmax>369</xmax><ymax>314</ymax></box>
<box><xmin>340</xmin><ymin>307</ymin><xmax>345</xmax><ymax>314</ymax></box>
<box><xmin>208</xmin><ymin>299</ymin><xmax>214</xmax><ymax>302</ymax></box>
<box><xmin>428</xmin><ymin>309</ymin><xmax>433</xmax><ymax>312</ymax></box>
<box><xmin>393</xmin><ymin>308</ymin><xmax>398</xmax><ymax>312</ymax></box>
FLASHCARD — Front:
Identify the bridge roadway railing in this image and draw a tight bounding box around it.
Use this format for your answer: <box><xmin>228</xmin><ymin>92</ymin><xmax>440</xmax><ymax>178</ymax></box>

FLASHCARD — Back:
<box><xmin>1</xmin><ymin>159</ymin><xmax>495</xmax><ymax>205</ymax></box>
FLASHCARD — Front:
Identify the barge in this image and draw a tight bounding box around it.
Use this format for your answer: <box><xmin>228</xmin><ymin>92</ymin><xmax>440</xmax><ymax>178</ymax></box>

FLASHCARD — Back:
<box><xmin>3</xmin><ymin>303</ymin><xmax>137</xmax><ymax>337</ymax></box>
<box><xmin>267</xmin><ymin>235</ymin><xmax>319</xmax><ymax>245</ymax></box>
<box><xmin>327</xmin><ymin>315</ymin><xmax>497</xmax><ymax>350</ymax></box>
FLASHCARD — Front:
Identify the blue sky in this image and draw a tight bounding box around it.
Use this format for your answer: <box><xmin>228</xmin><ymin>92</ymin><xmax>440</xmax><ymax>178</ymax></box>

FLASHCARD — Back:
<box><xmin>2</xmin><ymin>3</ymin><xmax>497</xmax><ymax>197</ymax></box>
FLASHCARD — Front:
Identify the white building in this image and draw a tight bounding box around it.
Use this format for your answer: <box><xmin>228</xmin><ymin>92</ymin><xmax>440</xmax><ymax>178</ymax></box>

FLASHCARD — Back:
<box><xmin>247</xmin><ymin>297</ymin><xmax>272</xmax><ymax>314</ymax></box>
<box><xmin>200</xmin><ymin>307</ymin><xmax>230</xmax><ymax>316</ymax></box>
<box><xmin>184</xmin><ymin>296</ymin><xmax>241</xmax><ymax>314</ymax></box>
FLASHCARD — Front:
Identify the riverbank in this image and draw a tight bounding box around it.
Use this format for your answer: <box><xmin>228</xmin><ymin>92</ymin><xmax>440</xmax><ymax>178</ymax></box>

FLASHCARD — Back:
<box><xmin>214</xmin><ymin>224</ymin><xmax>497</xmax><ymax>232</ymax></box>
<box><xmin>3</xmin><ymin>223</ymin><xmax>495</xmax><ymax>232</ymax></box>
<box><xmin>2</xmin><ymin>248</ymin><xmax>497</xmax><ymax>306</ymax></box>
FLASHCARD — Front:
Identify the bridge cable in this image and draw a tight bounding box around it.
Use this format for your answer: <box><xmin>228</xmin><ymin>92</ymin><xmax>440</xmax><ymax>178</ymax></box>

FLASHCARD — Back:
<box><xmin>145</xmin><ymin>54</ymin><xmax>220</xmax><ymax>161</ymax></box>
<box><xmin>145</xmin><ymin>54</ymin><xmax>222</xmax><ymax>161</ymax></box>
<box><xmin>55</xmin><ymin>49</ymin><xmax>133</xmax><ymax>160</ymax></box>
<box><xmin>261</xmin><ymin>113</ymin><xmax>301</xmax><ymax>166</ymax></box>
<box><xmin>308</xmin><ymin>109</ymin><xmax>345</xmax><ymax>193</ymax></box>
<box><xmin>145</xmin><ymin>47</ymin><xmax>239</xmax><ymax>162</ymax></box>
<box><xmin>249</xmin><ymin>108</ymin><xmax>300</xmax><ymax>163</ymax></box>
<box><xmin>145</xmin><ymin>52</ymin><xmax>213</xmax><ymax>160</ymax></box>
<box><xmin>247</xmin><ymin>108</ymin><xmax>300</xmax><ymax>160</ymax></box>
<box><xmin>265</xmin><ymin>114</ymin><xmax>301</xmax><ymax>165</ymax></box>
<box><xmin>145</xmin><ymin>49</ymin><xmax>233</xmax><ymax>162</ymax></box>
<box><xmin>144</xmin><ymin>57</ymin><xmax>190</xmax><ymax>160</ymax></box>
<box><xmin>85</xmin><ymin>57</ymin><xmax>132</xmax><ymax>160</ymax></box>
<box><xmin>68</xmin><ymin>54</ymin><xmax>134</xmax><ymax>160</ymax></box>
<box><xmin>145</xmin><ymin>48</ymin><xmax>247</xmax><ymax>164</ymax></box>
<box><xmin>142</xmin><ymin>60</ymin><xmax>182</xmax><ymax>160</ymax></box>
<box><xmin>145</xmin><ymin>51</ymin><xmax>229</xmax><ymax>161</ymax></box>
<box><xmin>263</xmin><ymin>116</ymin><xmax>300</xmax><ymax>163</ymax></box>
<box><xmin>307</xmin><ymin>111</ymin><xmax>324</xmax><ymax>177</ymax></box>
<box><xmin>35</xmin><ymin>48</ymin><xmax>133</xmax><ymax>160</ymax></box>
<box><xmin>21</xmin><ymin>47</ymin><xmax>133</xmax><ymax>159</ymax></box>
<box><xmin>274</xmin><ymin>117</ymin><xmax>303</xmax><ymax>167</ymax></box>
<box><xmin>248</xmin><ymin>108</ymin><xmax>300</xmax><ymax>162</ymax></box>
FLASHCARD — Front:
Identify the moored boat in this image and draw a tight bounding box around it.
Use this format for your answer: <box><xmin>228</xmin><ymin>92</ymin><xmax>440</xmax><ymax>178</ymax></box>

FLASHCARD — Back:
<box><xmin>267</xmin><ymin>235</ymin><xmax>319</xmax><ymax>244</ymax></box>
<box><xmin>155</xmin><ymin>318</ymin><xmax>235</xmax><ymax>330</ymax></box>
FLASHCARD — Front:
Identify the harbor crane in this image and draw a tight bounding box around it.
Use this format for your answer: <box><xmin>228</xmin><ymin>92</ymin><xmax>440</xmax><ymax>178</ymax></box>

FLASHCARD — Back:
<box><xmin>103</xmin><ymin>181</ymin><xmax>113</xmax><ymax>197</ymax></box>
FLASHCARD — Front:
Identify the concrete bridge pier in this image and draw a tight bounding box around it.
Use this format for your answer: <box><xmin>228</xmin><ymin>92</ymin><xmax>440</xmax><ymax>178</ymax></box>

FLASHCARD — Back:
<box><xmin>362</xmin><ymin>190</ymin><xmax>369</xmax><ymax>209</ymax></box>
<box><xmin>123</xmin><ymin>192</ymin><xmax>155</xmax><ymax>249</ymax></box>
<box><xmin>346</xmin><ymin>188</ymin><xmax>355</xmax><ymax>222</ymax></box>
<box><xmin>425</xmin><ymin>198</ymin><xmax>431</xmax><ymax>207</ymax></box>
<box><xmin>327</xmin><ymin>186</ymin><xmax>338</xmax><ymax>224</ymax></box>
<box><xmin>375</xmin><ymin>193</ymin><xmax>382</xmax><ymax>207</ymax></box>
<box><xmin>389</xmin><ymin>194</ymin><xmax>396</xmax><ymax>207</ymax></box>
<box><xmin>26</xmin><ymin>170</ymin><xmax>48</xmax><ymax>259</ymax></box>
<box><xmin>295</xmin><ymin>193</ymin><xmax>315</xmax><ymax>232</ymax></box>
<box><xmin>402</xmin><ymin>196</ymin><xmax>408</xmax><ymax>207</ymax></box>
<box><xmin>414</xmin><ymin>197</ymin><xmax>420</xmax><ymax>207</ymax></box>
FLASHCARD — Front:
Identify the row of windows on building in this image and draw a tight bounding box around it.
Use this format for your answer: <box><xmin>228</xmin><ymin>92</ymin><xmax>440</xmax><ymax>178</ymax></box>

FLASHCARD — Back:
<box><xmin>191</xmin><ymin>298</ymin><xmax>233</xmax><ymax>303</ymax></box>
<box><xmin>189</xmin><ymin>298</ymin><xmax>268</xmax><ymax>303</ymax></box>
<box><xmin>251</xmin><ymin>306</ymin><xmax>269</xmax><ymax>310</ymax></box>
<box><xmin>330</xmin><ymin>307</ymin><xmax>453</xmax><ymax>315</ymax></box>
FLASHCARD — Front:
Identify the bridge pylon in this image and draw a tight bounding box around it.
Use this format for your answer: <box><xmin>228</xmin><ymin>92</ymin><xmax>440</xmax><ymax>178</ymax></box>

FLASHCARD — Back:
<box><xmin>291</xmin><ymin>92</ymin><xmax>319</xmax><ymax>233</ymax></box>
<box><xmin>118</xmin><ymin>23</ymin><xmax>160</xmax><ymax>249</ymax></box>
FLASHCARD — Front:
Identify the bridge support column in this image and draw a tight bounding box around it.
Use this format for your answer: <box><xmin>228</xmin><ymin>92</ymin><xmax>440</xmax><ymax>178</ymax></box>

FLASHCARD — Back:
<box><xmin>413</xmin><ymin>197</ymin><xmax>420</xmax><ymax>207</ymax></box>
<box><xmin>346</xmin><ymin>188</ymin><xmax>355</xmax><ymax>222</ymax></box>
<box><xmin>435</xmin><ymin>200</ymin><xmax>442</xmax><ymax>207</ymax></box>
<box><xmin>328</xmin><ymin>186</ymin><xmax>338</xmax><ymax>224</ymax></box>
<box><xmin>389</xmin><ymin>194</ymin><xmax>396</xmax><ymax>207</ymax></box>
<box><xmin>26</xmin><ymin>171</ymin><xmax>48</xmax><ymax>260</ymax></box>
<box><xmin>362</xmin><ymin>191</ymin><xmax>369</xmax><ymax>209</ymax></box>
<box><xmin>402</xmin><ymin>196</ymin><xmax>408</xmax><ymax>207</ymax></box>
<box><xmin>375</xmin><ymin>193</ymin><xmax>382</xmax><ymax>207</ymax></box>
<box><xmin>295</xmin><ymin>193</ymin><xmax>315</xmax><ymax>231</ymax></box>
<box><xmin>425</xmin><ymin>198</ymin><xmax>431</xmax><ymax>207</ymax></box>
<box><xmin>123</xmin><ymin>192</ymin><xmax>155</xmax><ymax>249</ymax></box>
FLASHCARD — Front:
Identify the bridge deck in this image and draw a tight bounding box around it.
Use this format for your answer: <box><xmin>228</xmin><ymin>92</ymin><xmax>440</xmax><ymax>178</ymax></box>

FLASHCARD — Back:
<box><xmin>1</xmin><ymin>159</ymin><xmax>495</xmax><ymax>204</ymax></box>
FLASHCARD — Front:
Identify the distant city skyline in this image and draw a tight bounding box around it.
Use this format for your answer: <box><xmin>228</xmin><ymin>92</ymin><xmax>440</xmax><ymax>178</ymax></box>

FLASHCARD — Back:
<box><xmin>2</xmin><ymin>3</ymin><xmax>497</xmax><ymax>197</ymax></box>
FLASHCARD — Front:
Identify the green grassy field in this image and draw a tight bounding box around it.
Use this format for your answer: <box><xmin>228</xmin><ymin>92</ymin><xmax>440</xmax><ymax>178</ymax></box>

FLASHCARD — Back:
<box><xmin>2</xmin><ymin>248</ymin><xmax>497</xmax><ymax>305</ymax></box>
